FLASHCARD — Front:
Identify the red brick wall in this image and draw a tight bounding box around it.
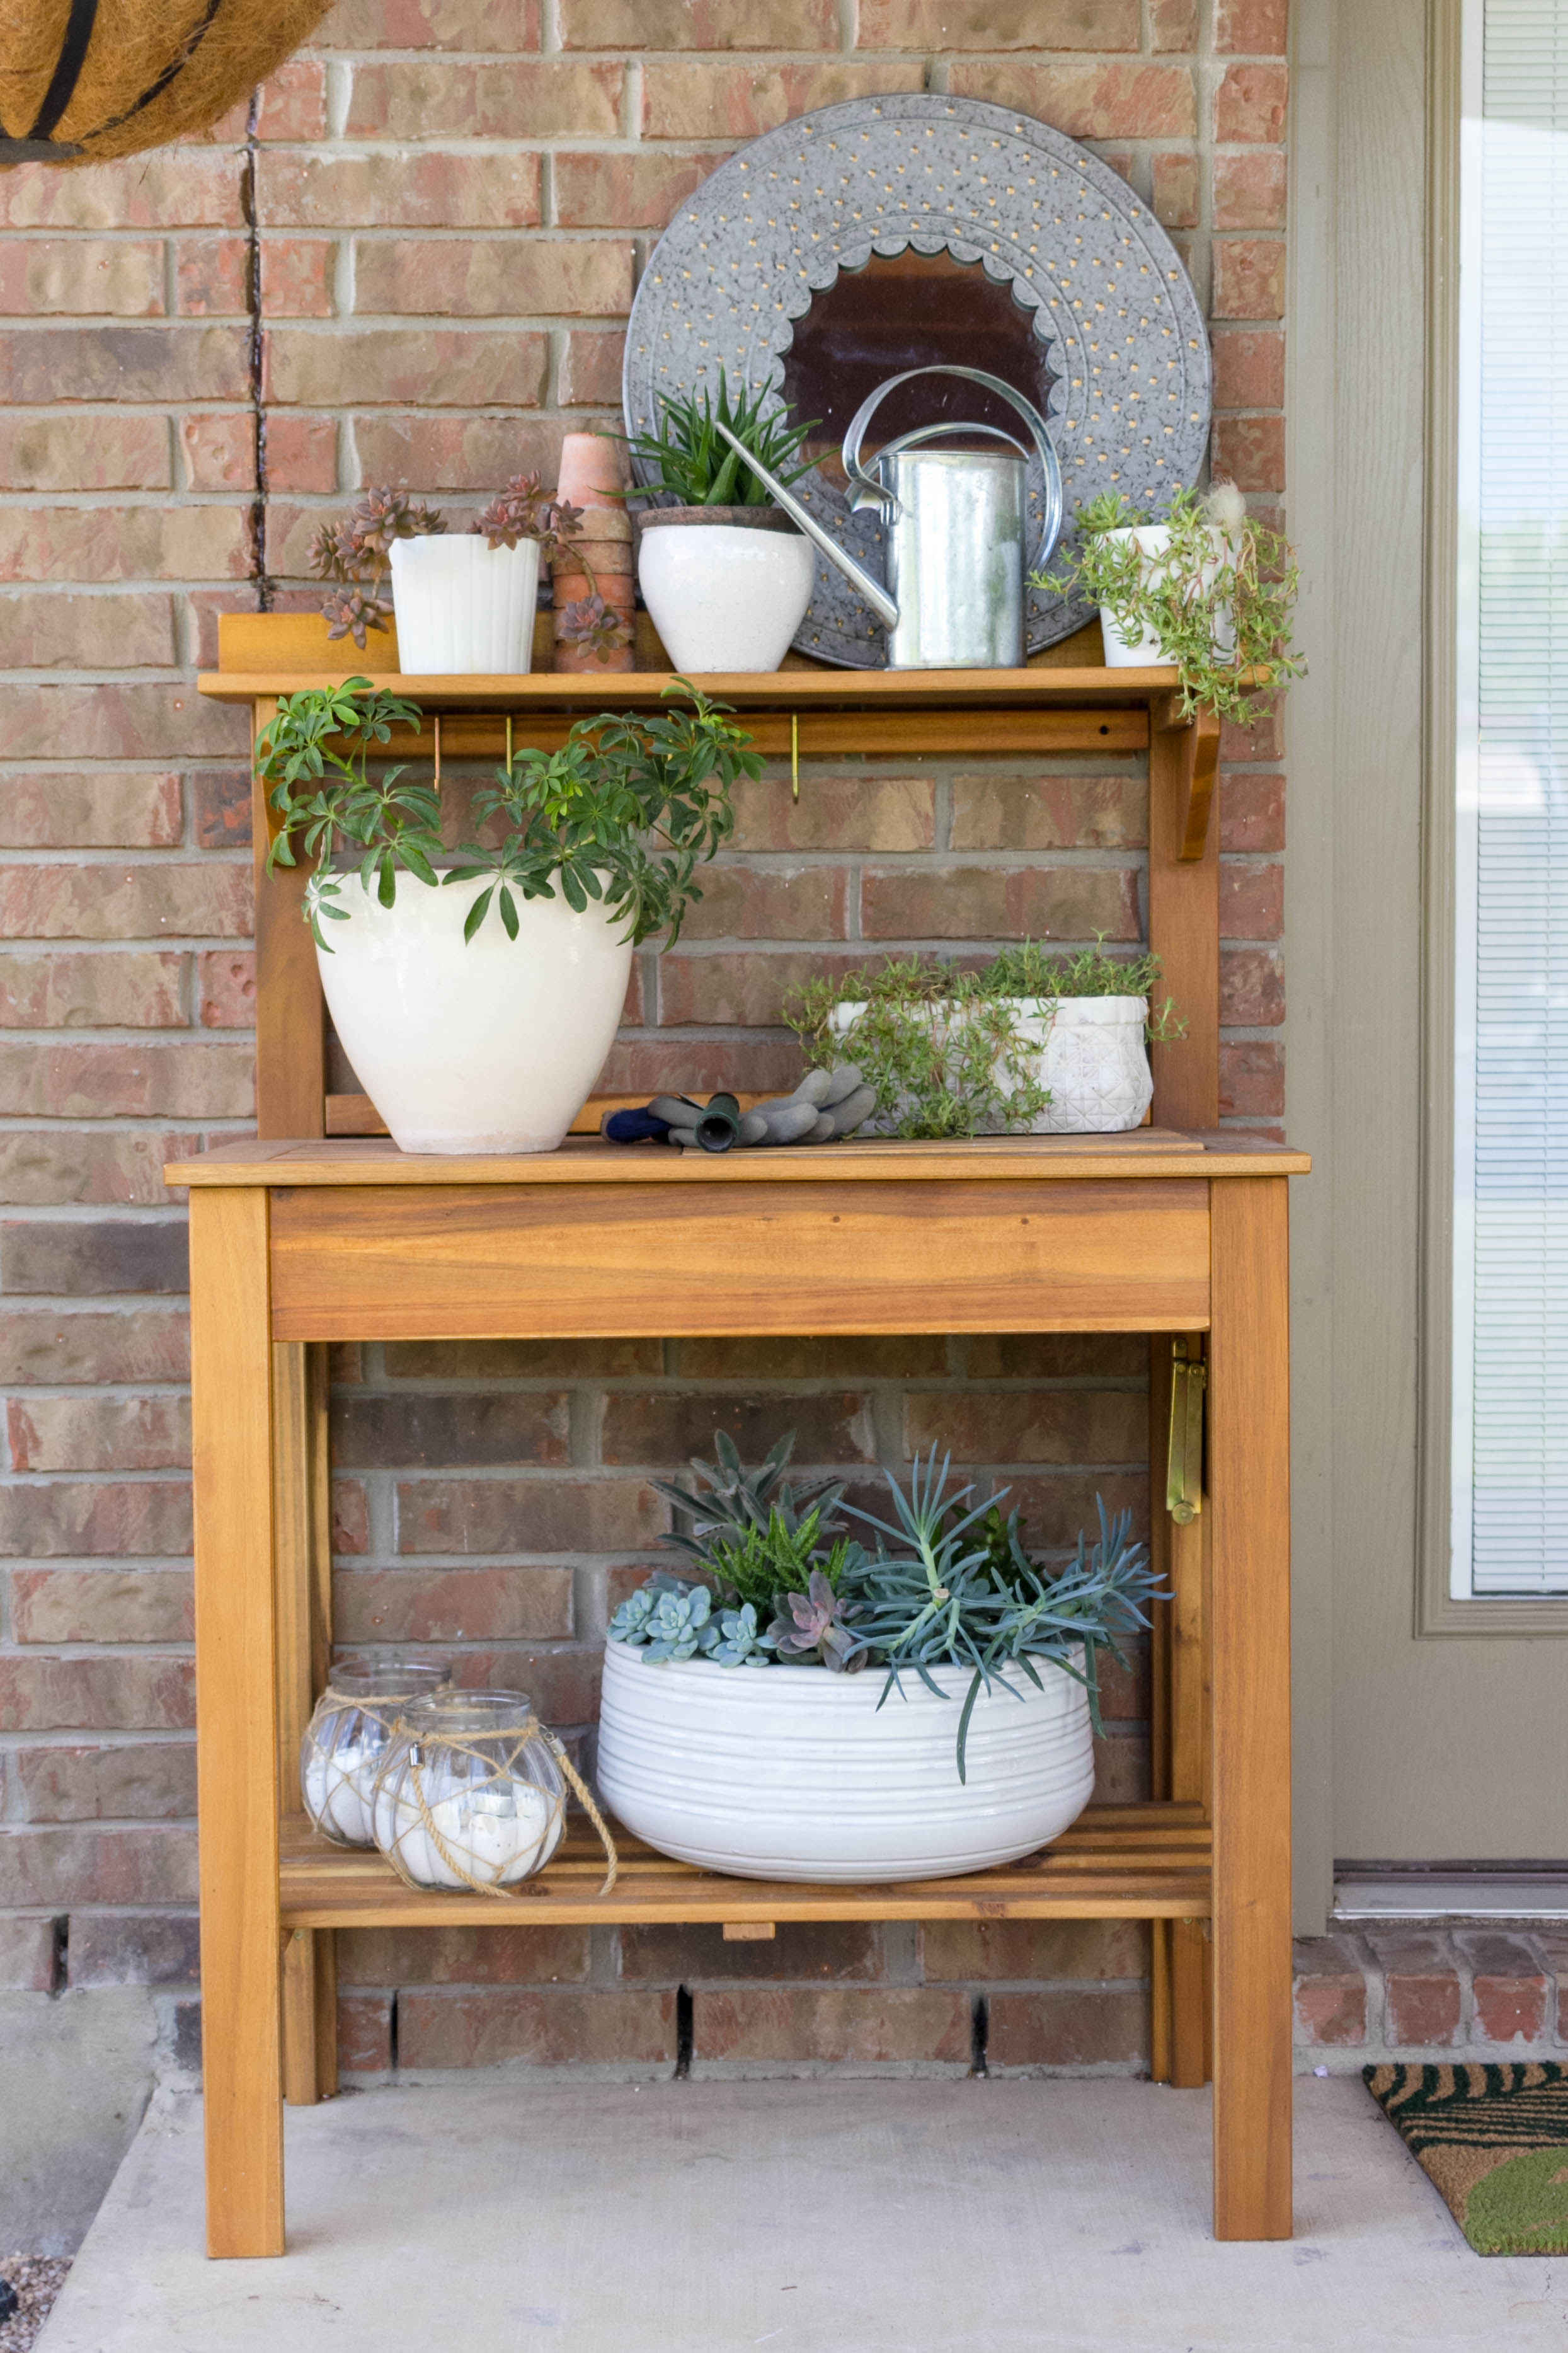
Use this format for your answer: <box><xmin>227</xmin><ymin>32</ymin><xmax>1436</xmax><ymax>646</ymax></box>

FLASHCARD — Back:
<box><xmin>0</xmin><ymin>0</ymin><xmax>1286</xmax><ymax>2078</ymax></box>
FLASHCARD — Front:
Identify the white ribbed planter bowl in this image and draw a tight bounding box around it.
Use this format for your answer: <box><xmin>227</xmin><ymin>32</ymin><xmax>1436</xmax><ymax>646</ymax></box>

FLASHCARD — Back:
<box><xmin>829</xmin><ymin>995</ymin><xmax>1153</xmax><ymax>1136</ymax></box>
<box><xmin>389</xmin><ymin>535</ymin><xmax>539</xmax><ymax>675</ymax></box>
<box><xmin>595</xmin><ymin>1638</ymin><xmax>1095</xmax><ymax>1882</ymax></box>
<box><xmin>314</xmin><ymin>872</ymin><xmax>631</xmax><ymax>1156</ymax></box>
<box><xmin>636</xmin><ymin>515</ymin><xmax>816</xmax><ymax>673</ymax></box>
<box><xmin>1096</xmin><ymin>524</ymin><xmax>1235</xmax><ymax>670</ymax></box>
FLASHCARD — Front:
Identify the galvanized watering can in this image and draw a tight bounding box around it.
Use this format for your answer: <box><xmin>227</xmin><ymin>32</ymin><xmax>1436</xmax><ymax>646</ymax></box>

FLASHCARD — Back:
<box><xmin>715</xmin><ymin>363</ymin><xmax>1063</xmax><ymax>670</ymax></box>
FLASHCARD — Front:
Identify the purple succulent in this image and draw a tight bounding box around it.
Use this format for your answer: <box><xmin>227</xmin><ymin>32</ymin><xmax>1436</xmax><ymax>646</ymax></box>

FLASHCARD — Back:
<box><xmin>768</xmin><ymin>1569</ymin><xmax>864</xmax><ymax>1673</ymax></box>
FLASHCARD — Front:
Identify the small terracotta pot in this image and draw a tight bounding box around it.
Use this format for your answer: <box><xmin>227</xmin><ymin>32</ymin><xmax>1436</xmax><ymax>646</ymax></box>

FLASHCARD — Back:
<box><xmin>556</xmin><ymin>432</ymin><xmax>629</xmax><ymax>514</ymax></box>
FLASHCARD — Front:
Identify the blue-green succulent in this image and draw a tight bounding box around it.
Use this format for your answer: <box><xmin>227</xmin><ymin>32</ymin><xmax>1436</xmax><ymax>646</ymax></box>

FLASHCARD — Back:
<box><xmin>698</xmin><ymin>1601</ymin><xmax>774</xmax><ymax>1669</ymax></box>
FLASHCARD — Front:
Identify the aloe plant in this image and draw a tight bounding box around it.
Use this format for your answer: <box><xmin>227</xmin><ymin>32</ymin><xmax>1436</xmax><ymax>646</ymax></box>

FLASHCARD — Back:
<box><xmin>626</xmin><ymin>369</ymin><xmax>818</xmax><ymax>509</ymax></box>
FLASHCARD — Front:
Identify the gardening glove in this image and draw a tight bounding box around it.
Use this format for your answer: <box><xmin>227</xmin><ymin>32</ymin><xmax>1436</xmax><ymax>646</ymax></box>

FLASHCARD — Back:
<box><xmin>739</xmin><ymin>1065</ymin><xmax>879</xmax><ymax>1146</ymax></box>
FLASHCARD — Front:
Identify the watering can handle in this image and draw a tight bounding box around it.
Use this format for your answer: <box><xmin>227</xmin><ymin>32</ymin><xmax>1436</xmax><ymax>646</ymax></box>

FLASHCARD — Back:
<box><xmin>841</xmin><ymin>364</ymin><xmax>1064</xmax><ymax>576</ymax></box>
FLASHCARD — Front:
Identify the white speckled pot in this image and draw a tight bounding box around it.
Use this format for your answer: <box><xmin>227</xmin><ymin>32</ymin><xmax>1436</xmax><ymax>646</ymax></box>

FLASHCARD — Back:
<box><xmin>316</xmin><ymin>871</ymin><xmax>631</xmax><ymax>1156</ymax></box>
<box><xmin>829</xmin><ymin>995</ymin><xmax>1153</xmax><ymax>1136</ymax></box>
<box><xmin>636</xmin><ymin>510</ymin><xmax>816</xmax><ymax>673</ymax></box>
<box><xmin>595</xmin><ymin>1638</ymin><xmax>1094</xmax><ymax>1883</ymax></box>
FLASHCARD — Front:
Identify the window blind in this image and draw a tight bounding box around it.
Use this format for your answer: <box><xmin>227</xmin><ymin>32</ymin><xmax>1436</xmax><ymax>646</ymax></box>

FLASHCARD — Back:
<box><xmin>1454</xmin><ymin>0</ymin><xmax>1568</xmax><ymax>1593</ymax></box>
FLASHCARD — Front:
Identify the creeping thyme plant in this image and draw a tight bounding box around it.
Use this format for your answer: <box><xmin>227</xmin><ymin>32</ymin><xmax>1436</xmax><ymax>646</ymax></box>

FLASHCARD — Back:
<box><xmin>1038</xmin><ymin>481</ymin><xmax>1304</xmax><ymax>723</ymax></box>
<box><xmin>254</xmin><ymin>678</ymin><xmax>760</xmax><ymax>950</ymax></box>
<box><xmin>784</xmin><ymin>941</ymin><xmax>1182</xmax><ymax>1142</ymax></box>
<box><xmin>610</xmin><ymin>1432</ymin><xmax>1165</xmax><ymax>1780</ymax></box>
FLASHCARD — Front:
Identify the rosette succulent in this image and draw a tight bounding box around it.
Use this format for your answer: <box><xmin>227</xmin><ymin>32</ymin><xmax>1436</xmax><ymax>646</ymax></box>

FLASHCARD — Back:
<box><xmin>767</xmin><ymin>1569</ymin><xmax>864</xmax><ymax>1672</ymax></box>
<box><xmin>699</xmin><ymin>1602</ymin><xmax>774</xmax><ymax>1669</ymax></box>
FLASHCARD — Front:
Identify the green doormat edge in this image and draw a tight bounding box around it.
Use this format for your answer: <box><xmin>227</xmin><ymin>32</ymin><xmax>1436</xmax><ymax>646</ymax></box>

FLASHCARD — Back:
<box><xmin>1364</xmin><ymin>2061</ymin><xmax>1568</xmax><ymax>2255</ymax></box>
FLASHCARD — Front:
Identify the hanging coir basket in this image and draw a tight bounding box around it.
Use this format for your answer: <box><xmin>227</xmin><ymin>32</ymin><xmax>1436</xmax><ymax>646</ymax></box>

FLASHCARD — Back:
<box><xmin>0</xmin><ymin>0</ymin><xmax>332</xmax><ymax>166</ymax></box>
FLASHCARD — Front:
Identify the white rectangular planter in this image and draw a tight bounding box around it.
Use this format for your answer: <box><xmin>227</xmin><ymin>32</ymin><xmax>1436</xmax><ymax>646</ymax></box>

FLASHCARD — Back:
<box><xmin>829</xmin><ymin>994</ymin><xmax>1154</xmax><ymax>1135</ymax></box>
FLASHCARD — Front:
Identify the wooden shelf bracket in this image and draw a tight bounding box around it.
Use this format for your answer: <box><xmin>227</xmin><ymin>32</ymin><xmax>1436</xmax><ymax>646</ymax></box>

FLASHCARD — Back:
<box><xmin>1152</xmin><ymin>696</ymin><xmax>1222</xmax><ymax>862</ymax></box>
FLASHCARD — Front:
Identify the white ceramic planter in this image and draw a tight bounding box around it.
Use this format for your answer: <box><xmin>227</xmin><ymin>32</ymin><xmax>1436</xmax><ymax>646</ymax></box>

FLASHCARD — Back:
<box><xmin>596</xmin><ymin>1638</ymin><xmax>1094</xmax><ymax>1883</ymax></box>
<box><xmin>830</xmin><ymin>994</ymin><xmax>1153</xmax><ymax>1136</ymax></box>
<box><xmin>389</xmin><ymin>534</ymin><xmax>540</xmax><ymax>676</ymax></box>
<box><xmin>1096</xmin><ymin>523</ymin><xmax>1235</xmax><ymax>670</ymax></box>
<box><xmin>315</xmin><ymin>871</ymin><xmax>632</xmax><ymax>1155</ymax></box>
<box><xmin>636</xmin><ymin>510</ymin><xmax>815</xmax><ymax>672</ymax></box>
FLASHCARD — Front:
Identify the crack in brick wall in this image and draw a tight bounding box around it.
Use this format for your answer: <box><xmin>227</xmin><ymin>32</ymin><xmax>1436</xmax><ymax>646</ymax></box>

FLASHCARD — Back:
<box><xmin>0</xmin><ymin>0</ymin><xmax>1288</xmax><ymax>2074</ymax></box>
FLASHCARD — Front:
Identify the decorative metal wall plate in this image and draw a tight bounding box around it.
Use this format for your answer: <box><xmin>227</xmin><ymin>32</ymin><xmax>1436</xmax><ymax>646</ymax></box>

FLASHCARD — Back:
<box><xmin>623</xmin><ymin>94</ymin><xmax>1211</xmax><ymax>670</ymax></box>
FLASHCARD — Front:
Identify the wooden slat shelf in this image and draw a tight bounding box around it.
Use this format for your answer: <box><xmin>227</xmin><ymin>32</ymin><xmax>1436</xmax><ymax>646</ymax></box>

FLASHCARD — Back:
<box><xmin>279</xmin><ymin>1804</ymin><xmax>1213</xmax><ymax>1930</ymax></box>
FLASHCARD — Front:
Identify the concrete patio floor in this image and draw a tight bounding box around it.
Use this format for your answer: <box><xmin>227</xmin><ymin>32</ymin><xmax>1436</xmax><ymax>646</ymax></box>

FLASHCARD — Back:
<box><xmin>34</xmin><ymin>2074</ymin><xmax>1568</xmax><ymax>2352</ymax></box>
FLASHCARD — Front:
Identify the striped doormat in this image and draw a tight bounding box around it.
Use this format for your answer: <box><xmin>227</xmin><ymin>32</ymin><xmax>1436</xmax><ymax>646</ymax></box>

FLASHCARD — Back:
<box><xmin>1365</xmin><ymin>2062</ymin><xmax>1568</xmax><ymax>2253</ymax></box>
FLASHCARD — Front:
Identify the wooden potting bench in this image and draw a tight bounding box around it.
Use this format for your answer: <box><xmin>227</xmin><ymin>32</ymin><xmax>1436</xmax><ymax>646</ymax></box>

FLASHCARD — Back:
<box><xmin>183</xmin><ymin>614</ymin><xmax>1305</xmax><ymax>2257</ymax></box>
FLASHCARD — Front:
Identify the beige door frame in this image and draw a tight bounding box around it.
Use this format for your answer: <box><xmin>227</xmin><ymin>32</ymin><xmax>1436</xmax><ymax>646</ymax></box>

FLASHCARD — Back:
<box><xmin>1288</xmin><ymin>0</ymin><xmax>1568</xmax><ymax>1936</ymax></box>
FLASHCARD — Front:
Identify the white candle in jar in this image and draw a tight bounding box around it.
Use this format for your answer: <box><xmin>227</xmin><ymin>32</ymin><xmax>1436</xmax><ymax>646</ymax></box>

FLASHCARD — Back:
<box><xmin>375</xmin><ymin>1776</ymin><xmax>561</xmax><ymax>1889</ymax></box>
<box><xmin>301</xmin><ymin>1737</ymin><xmax>381</xmax><ymax>1847</ymax></box>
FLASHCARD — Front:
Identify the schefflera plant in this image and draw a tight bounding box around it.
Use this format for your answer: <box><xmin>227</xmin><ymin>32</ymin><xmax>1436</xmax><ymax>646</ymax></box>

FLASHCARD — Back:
<box><xmin>254</xmin><ymin>676</ymin><xmax>761</xmax><ymax>952</ymax></box>
<box><xmin>609</xmin><ymin>1434</ymin><xmax>1167</xmax><ymax>1777</ymax></box>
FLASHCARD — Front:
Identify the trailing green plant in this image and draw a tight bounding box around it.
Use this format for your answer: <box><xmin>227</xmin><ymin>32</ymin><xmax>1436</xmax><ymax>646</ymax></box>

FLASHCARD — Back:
<box><xmin>610</xmin><ymin>1435</ymin><xmax>1167</xmax><ymax>1778</ymax></box>
<box><xmin>784</xmin><ymin>943</ymin><xmax>1181</xmax><ymax>1141</ymax></box>
<box><xmin>624</xmin><ymin>367</ymin><xmax>818</xmax><ymax>509</ymax></box>
<box><xmin>256</xmin><ymin>677</ymin><xmax>760</xmax><ymax>952</ymax></box>
<box><xmin>1037</xmin><ymin>481</ymin><xmax>1304</xmax><ymax>723</ymax></box>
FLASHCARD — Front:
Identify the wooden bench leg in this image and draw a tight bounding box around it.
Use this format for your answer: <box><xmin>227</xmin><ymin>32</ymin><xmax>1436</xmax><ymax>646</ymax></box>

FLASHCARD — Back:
<box><xmin>1209</xmin><ymin>1177</ymin><xmax>1293</xmax><ymax>2240</ymax></box>
<box><xmin>275</xmin><ymin>1342</ymin><xmax>338</xmax><ymax>2105</ymax></box>
<box><xmin>192</xmin><ymin>1187</ymin><xmax>285</xmax><ymax>2257</ymax></box>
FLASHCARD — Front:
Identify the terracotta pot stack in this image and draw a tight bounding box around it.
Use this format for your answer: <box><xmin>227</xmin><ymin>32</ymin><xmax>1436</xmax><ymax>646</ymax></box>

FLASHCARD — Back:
<box><xmin>551</xmin><ymin>434</ymin><xmax>636</xmax><ymax>674</ymax></box>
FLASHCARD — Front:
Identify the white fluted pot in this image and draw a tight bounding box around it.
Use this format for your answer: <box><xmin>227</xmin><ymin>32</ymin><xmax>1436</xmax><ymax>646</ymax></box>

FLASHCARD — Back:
<box><xmin>830</xmin><ymin>994</ymin><xmax>1153</xmax><ymax>1136</ymax></box>
<box><xmin>389</xmin><ymin>534</ymin><xmax>540</xmax><ymax>675</ymax></box>
<box><xmin>595</xmin><ymin>1639</ymin><xmax>1095</xmax><ymax>1883</ymax></box>
<box><xmin>316</xmin><ymin>871</ymin><xmax>632</xmax><ymax>1155</ymax></box>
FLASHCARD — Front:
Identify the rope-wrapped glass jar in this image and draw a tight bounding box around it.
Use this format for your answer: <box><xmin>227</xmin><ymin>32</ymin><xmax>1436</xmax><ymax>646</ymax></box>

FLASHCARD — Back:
<box><xmin>299</xmin><ymin>1659</ymin><xmax>452</xmax><ymax>1849</ymax></box>
<box><xmin>370</xmin><ymin>1690</ymin><xmax>617</xmax><ymax>1897</ymax></box>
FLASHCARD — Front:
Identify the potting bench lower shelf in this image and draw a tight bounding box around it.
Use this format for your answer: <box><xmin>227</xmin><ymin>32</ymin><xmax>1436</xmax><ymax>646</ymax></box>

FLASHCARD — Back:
<box><xmin>172</xmin><ymin>1126</ymin><xmax>1305</xmax><ymax>2261</ymax></box>
<box><xmin>279</xmin><ymin>1802</ymin><xmax>1213</xmax><ymax>1928</ymax></box>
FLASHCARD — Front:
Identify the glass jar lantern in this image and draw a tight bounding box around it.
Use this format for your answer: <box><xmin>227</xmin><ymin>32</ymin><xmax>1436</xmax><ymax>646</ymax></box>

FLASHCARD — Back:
<box><xmin>371</xmin><ymin>1691</ymin><xmax>615</xmax><ymax>1896</ymax></box>
<box><xmin>299</xmin><ymin>1659</ymin><xmax>452</xmax><ymax>1849</ymax></box>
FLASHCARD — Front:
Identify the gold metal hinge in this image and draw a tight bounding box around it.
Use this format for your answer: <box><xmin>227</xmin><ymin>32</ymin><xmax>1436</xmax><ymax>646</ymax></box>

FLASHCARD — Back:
<box><xmin>1166</xmin><ymin>1338</ymin><xmax>1207</xmax><ymax>1524</ymax></box>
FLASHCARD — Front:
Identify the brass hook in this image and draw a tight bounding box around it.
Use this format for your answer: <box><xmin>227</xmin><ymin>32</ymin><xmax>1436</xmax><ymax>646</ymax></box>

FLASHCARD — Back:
<box><xmin>433</xmin><ymin>711</ymin><xmax>442</xmax><ymax>791</ymax></box>
<box><xmin>791</xmin><ymin>709</ymin><xmax>799</xmax><ymax>804</ymax></box>
<box><xmin>1165</xmin><ymin>1338</ymin><xmax>1206</xmax><ymax>1523</ymax></box>
<box><xmin>505</xmin><ymin>713</ymin><xmax>514</xmax><ymax>771</ymax></box>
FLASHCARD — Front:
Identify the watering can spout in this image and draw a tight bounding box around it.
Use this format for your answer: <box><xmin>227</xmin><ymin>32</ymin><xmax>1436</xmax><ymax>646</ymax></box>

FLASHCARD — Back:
<box><xmin>709</xmin><ymin>417</ymin><xmax>899</xmax><ymax>627</ymax></box>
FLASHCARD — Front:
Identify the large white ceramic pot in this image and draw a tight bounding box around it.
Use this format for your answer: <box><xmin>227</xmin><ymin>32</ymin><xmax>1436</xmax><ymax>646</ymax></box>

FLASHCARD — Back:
<box><xmin>389</xmin><ymin>534</ymin><xmax>540</xmax><ymax>675</ymax></box>
<box><xmin>316</xmin><ymin>872</ymin><xmax>632</xmax><ymax>1154</ymax></box>
<box><xmin>830</xmin><ymin>994</ymin><xmax>1153</xmax><ymax>1136</ymax></box>
<box><xmin>1097</xmin><ymin>524</ymin><xmax>1234</xmax><ymax>670</ymax></box>
<box><xmin>636</xmin><ymin>508</ymin><xmax>815</xmax><ymax>673</ymax></box>
<box><xmin>595</xmin><ymin>1639</ymin><xmax>1095</xmax><ymax>1883</ymax></box>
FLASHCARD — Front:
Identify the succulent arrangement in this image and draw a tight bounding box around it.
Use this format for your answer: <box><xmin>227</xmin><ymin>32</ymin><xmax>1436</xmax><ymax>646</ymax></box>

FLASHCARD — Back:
<box><xmin>610</xmin><ymin>1431</ymin><xmax>1164</xmax><ymax>1778</ymax></box>
<box><xmin>1038</xmin><ymin>482</ymin><xmax>1303</xmax><ymax>723</ymax></box>
<box><xmin>309</xmin><ymin>475</ymin><xmax>631</xmax><ymax>661</ymax></box>
<box><xmin>255</xmin><ymin>677</ymin><xmax>760</xmax><ymax>950</ymax></box>
<box><xmin>785</xmin><ymin>941</ymin><xmax>1182</xmax><ymax>1142</ymax></box>
<box><xmin>625</xmin><ymin>367</ymin><xmax>818</xmax><ymax>510</ymax></box>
